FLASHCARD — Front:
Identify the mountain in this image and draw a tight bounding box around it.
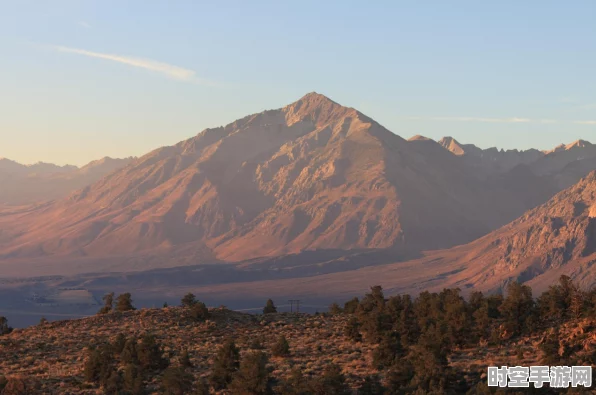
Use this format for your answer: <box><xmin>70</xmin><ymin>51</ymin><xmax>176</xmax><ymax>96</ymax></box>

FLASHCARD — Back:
<box><xmin>435</xmin><ymin>136</ymin><xmax>596</xmax><ymax>185</ymax></box>
<box><xmin>77</xmin><ymin>156</ymin><xmax>136</xmax><ymax>176</ymax></box>
<box><xmin>450</xmin><ymin>170</ymin><xmax>596</xmax><ymax>292</ymax></box>
<box><xmin>530</xmin><ymin>139</ymin><xmax>596</xmax><ymax>177</ymax></box>
<box><xmin>438</xmin><ymin>136</ymin><xmax>544</xmax><ymax>174</ymax></box>
<box><xmin>0</xmin><ymin>158</ymin><xmax>77</xmax><ymax>175</ymax></box>
<box><xmin>0</xmin><ymin>157</ymin><xmax>134</xmax><ymax>205</ymax></box>
<box><xmin>433</xmin><ymin>135</ymin><xmax>596</xmax><ymax>210</ymax></box>
<box><xmin>297</xmin><ymin>170</ymin><xmax>596</xmax><ymax>296</ymax></box>
<box><xmin>0</xmin><ymin>93</ymin><xmax>552</xmax><ymax>273</ymax></box>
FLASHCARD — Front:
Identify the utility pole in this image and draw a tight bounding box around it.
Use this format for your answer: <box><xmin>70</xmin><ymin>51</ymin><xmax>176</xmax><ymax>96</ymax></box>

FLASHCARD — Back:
<box><xmin>288</xmin><ymin>299</ymin><xmax>301</xmax><ymax>313</ymax></box>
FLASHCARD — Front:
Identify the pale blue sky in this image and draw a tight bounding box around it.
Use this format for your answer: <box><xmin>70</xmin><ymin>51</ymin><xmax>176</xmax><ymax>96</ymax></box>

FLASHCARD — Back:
<box><xmin>1</xmin><ymin>0</ymin><xmax>595</xmax><ymax>165</ymax></box>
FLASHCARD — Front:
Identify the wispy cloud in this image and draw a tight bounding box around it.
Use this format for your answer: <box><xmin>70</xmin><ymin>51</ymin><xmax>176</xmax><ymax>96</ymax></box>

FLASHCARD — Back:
<box><xmin>405</xmin><ymin>116</ymin><xmax>556</xmax><ymax>124</ymax></box>
<box><xmin>77</xmin><ymin>21</ymin><xmax>91</xmax><ymax>29</ymax></box>
<box><xmin>405</xmin><ymin>116</ymin><xmax>596</xmax><ymax>125</ymax></box>
<box><xmin>51</xmin><ymin>45</ymin><xmax>215</xmax><ymax>85</ymax></box>
<box><xmin>579</xmin><ymin>103</ymin><xmax>596</xmax><ymax>110</ymax></box>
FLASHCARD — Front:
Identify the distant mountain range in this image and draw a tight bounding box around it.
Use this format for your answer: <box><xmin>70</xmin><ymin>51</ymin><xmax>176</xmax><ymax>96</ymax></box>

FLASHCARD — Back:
<box><xmin>0</xmin><ymin>156</ymin><xmax>135</xmax><ymax>205</ymax></box>
<box><xmin>1</xmin><ymin>93</ymin><xmax>596</xmax><ymax>299</ymax></box>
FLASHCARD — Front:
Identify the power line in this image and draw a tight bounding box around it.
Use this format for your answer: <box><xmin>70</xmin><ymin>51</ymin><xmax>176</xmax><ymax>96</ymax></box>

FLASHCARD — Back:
<box><xmin>288</xmin><ymin>299</ymin><xmax>301</xmax><ymax>313</ymax></box>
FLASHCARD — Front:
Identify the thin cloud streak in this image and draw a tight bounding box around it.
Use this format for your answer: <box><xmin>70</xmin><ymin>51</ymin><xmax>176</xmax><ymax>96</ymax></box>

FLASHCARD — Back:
<box><xmin>405</xmin><ymin>116</ymin><xmax>556</xmax><ymax>124</ymax></box>
<box><xmin>77</xmin><ymin>21</ymin><xmax>91</xmax><ymax>29</ymax></box>
<box><xmin>579</xmin><ymin>103</ymin><xmax>596</xmax><ymax>110</ymax></box>
<box><xmin>405</xmin><ymin>116</ymin><xmax>596</xmax><ymax>125</ymax></box>
<box><xmin>52</xmin><ymin>45</ymin><xmax>216</xmax><ymax>86</ymax></box>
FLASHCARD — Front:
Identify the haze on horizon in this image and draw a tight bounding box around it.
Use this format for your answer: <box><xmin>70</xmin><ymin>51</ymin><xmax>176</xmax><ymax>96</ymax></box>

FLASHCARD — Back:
<box><xmin>1</xmin><ymin>0</ymin><xmax>595</xmax><ymax>166</ymax></box>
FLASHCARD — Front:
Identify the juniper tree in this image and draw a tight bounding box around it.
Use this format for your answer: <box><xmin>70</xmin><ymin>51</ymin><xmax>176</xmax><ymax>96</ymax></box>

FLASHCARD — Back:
<box><xmin>329</xmin><ymin>302</ymin><xmax>343</xmax><ymax>315</ymax></box>
<box><xmin>180</xmin><ymin>350</ymin><xmax>192</xmax><ymax>369</ymax></box>
<box><xmin>0</xmin><ymin>316</ymin><xmax>12</xmax><ymax>335</ymax></box>
<box><xmin>357</xmin><ymin>286</ymin><xmax>390</xmax><ymax>343</ymax></box>
<box><xmin>137</xmin><ymin>333</ymin><xmax>168</xmax><ymax>370</ymax></box>
<box><xmin>181</xmin><ymin>293</ymin><xmax>197</xmax><ymax>307</ymax></box>
<box><xmin>111</xmin><ymin>333</ymin><xmax>127</xmax><ymax>355</ymax></box>
<box><xmin>123</xmin><ymin>363</ymin><xmax>144</xmax><ymax>395</ymax></box>
<box><xmin>263</xmin><ymin>299</ymin><xmax>277</xmax><ymax>314</ymax></box>
<box><xmin>310</xmin><ymin>363</ymin><xmax>350</xmax><ymax>395</ymax></box>
<box><xmin>357</xmin><ymin>375</ymin><xmax>386</xmax><ymax>395</ymax></box>
<box><xmin>115</xmin><ymin>293</ymin><xmax>135</xmax><ymax>312</ymax></box>
<box><xmin>161</xmin><ymin>366</ymin><xmax>194</xmax><ymax>395</ymax></box>
<box><xmin>230</xmin><ymin>351</ymin><xmax>272</xmax><ymax>395</ymax></box>
<box><xmin>210</xmin><ymin>339</ymin><xmax>240</xmax><ymax>390</ymax></box>
<box><xmin>345</xmin><ymin>316</ymin><xmax>362</xmax><ymax>342</ymax></box>
<box><xmin>190</xmin><ymin>301</ymin><xmax>210</xmax><ymax>321</ymax></box>
<box><xmin>343</xmin><ymin>297</ymin><xmax>360</xmax><ymax>314</ymax></box>
<box><xmin>121</xmin><ymin>337</ymin><xmax>139</xmax><ymax>365</ymax></box>
<box><xmin>372</xmin><ymin>332</ymin><xmax>406</xmax><ymax>369</ymax></box>
<box><xmin>272</xmin><ymin>335</ymin><xmax>290</xmax><ymax>357</ymax></box>
<box><xmin>104</xmin><ymin>368</ymin><xmax>124</xmax><ymax>394</ymax></box>
<box><xmin>499</xmin><ymin>282</ymin><xmax>535</xmax><ymax>336</ymax></box>
<box><xmin>98</xmin><ymin>292</ymin><xmax>114</xmax><ymax>315</ymax></box>
<box><xmin>278</xmin><ymin>368</ymin><xmax>311</xmax><ymax>395</ymax></box>
<box><xmin>570</xmin><ymin>288</ymin><xmax>586</xmax><ymax>320</ymax></box>
<box><xmin>83</xmin><ymin>343</ymin><xmax>114</xmax><ymax>385</ymax></box>
<box><xmin>386</xmin><ymin>294</ymin><xmax>419</xmax><ymax>346</ymax></box>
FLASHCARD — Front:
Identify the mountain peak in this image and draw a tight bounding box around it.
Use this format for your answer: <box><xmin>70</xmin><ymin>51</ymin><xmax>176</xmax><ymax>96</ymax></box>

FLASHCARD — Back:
<box><xmin>283</xmin><ymin>92</ymin><xmax>357</xmax><ymax>127</ymax></box>
<box><xmin>566</xmin><ymin>139</ymin><xmax>593</xmax><ymax>150</ymax></box>
<box><xmin>408</xmin><ymin>135</ymin><xmax>433</xmax><ymax>142</ymax></box>
<box><xmin>438</xmin><ymin>136</ymin><xmax>466</xmax><ymax>155</ymax></box>
<box><xmin>298</xmin><ymin>91</ymin><xmax>336</xmax><ymax>103</ymax></box>
<box><xmin>286</xmin><ymin>92</ymin><xmax>341</xmax><ymax>111</ymax></box>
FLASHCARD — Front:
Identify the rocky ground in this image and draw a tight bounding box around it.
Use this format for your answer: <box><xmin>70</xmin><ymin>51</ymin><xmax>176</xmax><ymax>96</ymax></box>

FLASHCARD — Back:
<box><xmin>1</xmin><ymin>307</ymin><xmax>596</xmax><ymax>394</ymax></box>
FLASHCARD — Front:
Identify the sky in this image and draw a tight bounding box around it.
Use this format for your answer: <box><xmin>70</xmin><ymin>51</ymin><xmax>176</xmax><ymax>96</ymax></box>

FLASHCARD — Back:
<box><xmin>1</xmin><ymin>1</ymin><xmax>595</xmax><ymax>166</ymax></box>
